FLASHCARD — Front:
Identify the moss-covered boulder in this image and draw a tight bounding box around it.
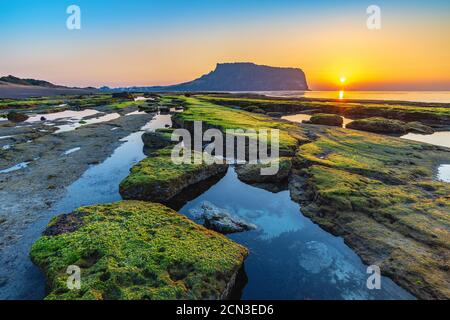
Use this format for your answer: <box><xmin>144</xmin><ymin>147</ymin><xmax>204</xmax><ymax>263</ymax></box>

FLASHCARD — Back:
<box><xmin>347</xmin><ymin>117</ymin><xmax>436</xmax><ymax>135</ymax></box>
<box><xmin>305</xmin><ymin>114</ymin><xmax>343</xmax><ymax>127</ymax></box>
<box><xmin>406</xmin><ymin>121</ymin><xmax>435</xmax><ymax>134</ymax></box>
<box><xmin>112</xmin><ymin>92</ymin><xmax>134</xmax><ymax>100</ymax></box>
<box><xmin>235</xmin><ymin>157</ymin><xmax>292</xmax><ymax>184</ymax></box>
<box><xmin>142</xmin><ymin>129</ymin><xmax>175</xmax><ymax>150</ymax></box>
<box><xmin>139</xmin><ymin>104</ymin><xmax>158</xmax><ymax>113</ymax></box>
<box><xmin>346</xmin><ymin>117</ymin><xmax>402</xmax><ymax>134</ymax></box>
<box><xmin>7</xmin><ymin>111</ymin><xmax>29</xmax><ymax>123</ymax></box>
<box><xmin>120</xmin><ymin>147</ymin><xmax>227</xmax><ymax>203</ymax></box>
<box><xmin>30</xmin><ymin>201</ymin><xmax>248</xmax><ymax>300</ymax></box>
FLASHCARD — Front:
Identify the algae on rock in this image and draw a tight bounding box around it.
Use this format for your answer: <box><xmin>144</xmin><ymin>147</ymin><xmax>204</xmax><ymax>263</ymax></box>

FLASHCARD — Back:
<box><xmin>30</xmin><ymin>201</ymin><xmax>248</xmax><ymax>300</ymax></box>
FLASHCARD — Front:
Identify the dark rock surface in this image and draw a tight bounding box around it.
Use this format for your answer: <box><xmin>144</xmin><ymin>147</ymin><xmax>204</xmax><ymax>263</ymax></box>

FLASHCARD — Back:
<box><xmin>304</xmin><ymin>114</ymin><xmax>343</xmax><ymax>127</ymax></box>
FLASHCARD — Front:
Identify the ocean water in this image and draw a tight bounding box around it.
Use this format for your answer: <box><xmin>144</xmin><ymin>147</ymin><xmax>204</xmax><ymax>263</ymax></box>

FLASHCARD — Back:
<box><xmin>244</xmin><ymin>91</ymin><xmax>450</xmax><ymax>103</ymax></box>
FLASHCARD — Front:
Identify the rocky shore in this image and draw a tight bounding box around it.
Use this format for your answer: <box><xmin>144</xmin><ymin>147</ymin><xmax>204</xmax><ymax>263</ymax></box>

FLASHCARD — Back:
<box><xmin>289</xmin><ymin>127</ymin><xmax>450</xmax><ymax>299</ymax></box>
<box><xmin>13</xmin><ymin>93</ymin><xmax>450</xmax><ymax>300</ymax></box>
<box><xmin>158</xmin><ymin>95</ymin><xmax>450</xmax><ymax>299</ymax></box>
<box><xmin>202</xmin><ymin>95</ymin><xmax>450</xmax><ymax>128</ymax></box>
<box><xmin>0</xmin><ymin>111</ymin><xmax>154</xmax><ymax>252</ymax></box>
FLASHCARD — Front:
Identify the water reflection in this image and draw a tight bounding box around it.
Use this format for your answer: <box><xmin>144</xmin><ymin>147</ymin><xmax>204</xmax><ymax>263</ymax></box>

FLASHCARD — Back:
<box><xmin>246</xmin><ymin>91</ymin><xmax>450</xmax><ymax>103</ymax></box>
<box><xmin>438</xmin><ymin>165</ymin><xmax>450</xmax><ymax>183</ymax></box>
<box><xmin>178</xmin><ymin>168</ymin><xmax>414</xmax><ymax>300</ymax></box>
<box><xmin>401</xmin><ymin>131</ymin><xmax>450</xmax><ymax>149</ymax></box>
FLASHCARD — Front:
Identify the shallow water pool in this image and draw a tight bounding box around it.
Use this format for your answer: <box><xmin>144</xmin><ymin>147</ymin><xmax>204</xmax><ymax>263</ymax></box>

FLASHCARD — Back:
<box><xmin>401</xmin><ymin>131</ymin><xmax>450</xmax><ymax>149</ymax></box>
<box><xmin>177</xmin><ymin>169</ymin><xmax>414</xmax><ymax>300</ymax></box>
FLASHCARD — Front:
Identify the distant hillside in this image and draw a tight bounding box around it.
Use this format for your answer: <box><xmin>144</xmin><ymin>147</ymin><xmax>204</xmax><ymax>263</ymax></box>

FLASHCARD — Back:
<box><xmin>0</xmin><ymin>75</ymin><xmax>98</xmax><ymax>99</ymax></box>
<box><xmin>0</xmin><ymin>75</ymin><xmax>62</xmax><ymax>88</ymax></box>
<box><xmin>102</xmin><ymin>62</ymin><xmax>309</xmax><ymax>92</ymax></box>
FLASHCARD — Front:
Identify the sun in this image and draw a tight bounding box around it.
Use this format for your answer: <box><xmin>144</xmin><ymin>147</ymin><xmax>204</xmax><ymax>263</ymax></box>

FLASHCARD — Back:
<box><xmin>340</xmin><ymin>76</ymin><xmax>347</xmax><ymax>84</ymax></box>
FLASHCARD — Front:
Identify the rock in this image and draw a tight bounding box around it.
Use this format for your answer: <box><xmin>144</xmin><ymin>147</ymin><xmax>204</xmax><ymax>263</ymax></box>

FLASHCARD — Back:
<box><xmin>112</xmin><ymin>92</ymin><xmax>134</xmax><ymax>100</ymax></box>
<box><xmin>235</xmin><ymin>158</ymin><xmax>292</xmax><ymax>184</ymax></box>
<box><xmin>347</xmin><ymin>117</ymin><xmax>408</xmax><ymax>134</ymax></box>
<box><xmin>266</xmin><ymin>112</ymin><xmax>283</xmax><ymax>118</ymax></box>
<box><xmin>406</xmin><ymin>122</ymin><xmax>435</xmax><ymax>134</ymax></box>
<box><xmin>304</xmin><ymin>114</ymin><xmax>343</xmax><ymax>127</ymax></box>
<box><xmin>40</xmin><ymin>116</ymin><xmax>46</xmax><ymax>121</ymax></box>
<box><xmin>159</xmin><ymin>106</ymin><xmax>170</xmax><ymax>114</ymax></box>
<box><xmin>253</xmin><ymin>108</ymin><xmax>266</xmax><ymax>114</ymax></box>
<box><xmin>143</xmin><ymin>93</ymin><xmax>161</xmax><ymax>99</ymax></box>
<box><xmin>139</xmin><ymin>104</ymin><xmax>158</xmax><ymax>113</ymax></box>
<box><xmin>7</xmin><ymin>111</ymin><xmax>29</xmax><ymax>123</ymax></box>
<box><xmin>30</xmin><ymin>201</ymin><xmax>248</xmax><ymax>300</ymax></box>
<box><xmin>190</xmin><ymin>201</ymin><xmax>257</xmax><ymax>234</ymax></box>
<box><xmin>119</xmin><ymin>147</ymin><xmax>228</xmax><ymax>203</ymax></box>
<box><xmin>142</xmin><ymin>130</ymin><xmax>174</xmax><ymax>149</ymax></box>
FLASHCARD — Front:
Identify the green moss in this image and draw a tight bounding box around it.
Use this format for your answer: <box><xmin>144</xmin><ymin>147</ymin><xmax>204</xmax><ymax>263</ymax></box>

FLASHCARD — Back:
<box><xmin>346</xmin><ymin>117</ymin><xmax>409</xmax><ymax>134</ymax></box>
<box><xmin>308</xmin><ymin>113</ymin><xmax>343</xmax><ymax>126</ymax></box>
<box><xmin>0</xmin><ymin>94</ymin><xmax>146</xmax><ymax>112</ymax></box>
<box><xmin>119</xmin><ymin>147</ymin><xmax>227</xmax><ymax>202</ymax></box>
<box><xmin>30</xmin><ymin>201</ymin><xmax>248</xmax><ymax>300</ymax></box>
<box><xmin>295</xmin><ymin>127</ymin><xmax>450</xmax><ymax>298</ymax></box>
<box><xmin>200</xmin><ymin>95</ymin><xmax>450</xmax><ymax>124</ymax></box>
<box><xmin>171</xmin><ymin>96</ymin><xmax>306</xmax><ymax>155</ymax></box>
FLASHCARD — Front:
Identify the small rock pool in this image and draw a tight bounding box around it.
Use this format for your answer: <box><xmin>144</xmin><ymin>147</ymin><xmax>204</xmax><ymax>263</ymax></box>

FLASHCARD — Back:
<box><xmin>176</xmin><ymin>168</ymin><xmax>414</xmax><ymax>300</ymax></box>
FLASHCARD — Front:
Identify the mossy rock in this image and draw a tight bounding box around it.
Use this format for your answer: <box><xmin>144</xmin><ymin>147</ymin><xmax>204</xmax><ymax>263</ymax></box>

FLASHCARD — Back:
<box><xmin>142</xmin><ymin>130</ymin><xmax>174</xmax><ymax>149</ymax></box>
<box><xmin>30</xmin><ymin>201</ymin><xmax>248</xmax><ymax>300</ymax></box>
<box><xmin>406</xmin><ymin>122</ymin><xmax>435</xmax><ymax>134</ymax></box>
<box><xmin>171</xmin><ymin>96</ymin><xmax>305</xmax><ymax>156</ymax></box>
<box><xmin>199</xmin><ymin>95</ymin><xmax>450</xmax><ymax>127</ymax></box>
<box><xmin>305</xmin><ymin>114</ymin><xmax>343</xmax><ymax>127</ymax></box>
<box><xmin>235</xmin><ymin>157</ymin><xmax>292</xmax><ymax>184</ymax></box>
<box><xmin>112</xmin><ymin>92</ymin><xmax>134</xmax><ymax>100</ymax></box>
<box><xmin>291</xmin><ymin>127</ymin><xmax>450</xmax><ymax>299</ymax></box>
<box><xmin>139</xmin><ymin>105</ymin><xmax>158</xmax><ymax>113</ymax></box>
<box><xmin>7</xmin><ymin>111</ymin><xmax>29</xmax><ymax>123</ymax></box>
<box><xmin>347</xmin><ymin>117</ymin><xmax>408</xmax><ymax>134</ymax></box>
<box><xmin>120</xmin><ymin>147</ymin><xmax>228</xmax><ymax>202</ymax></box>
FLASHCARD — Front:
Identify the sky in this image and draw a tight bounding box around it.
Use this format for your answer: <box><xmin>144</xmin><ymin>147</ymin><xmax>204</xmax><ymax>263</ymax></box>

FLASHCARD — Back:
<box><xmin>0</xmin><ymin>0</ymin><xmax>449</xmax><ymax>90</ymax></box>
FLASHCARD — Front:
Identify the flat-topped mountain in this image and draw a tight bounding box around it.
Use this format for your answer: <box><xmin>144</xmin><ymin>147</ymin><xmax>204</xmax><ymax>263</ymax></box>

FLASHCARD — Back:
<box><xmin>104</xmin><ymin>62</ymin><xmax>309</xmax><ymax>92</ymax></box>
<box><xmin>168</xmin><ymin>62</ymin><xmax>309</xmax><ymax>91</ymax></box>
